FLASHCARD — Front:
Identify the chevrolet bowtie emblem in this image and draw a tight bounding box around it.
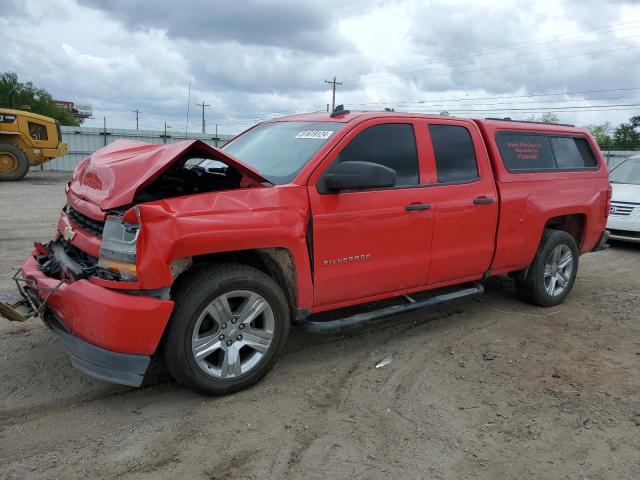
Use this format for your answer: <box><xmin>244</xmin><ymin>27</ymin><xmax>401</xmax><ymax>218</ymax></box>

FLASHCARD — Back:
<box><xmin>62</xmin><ymin>225</ymin><xmax>76</xmax><ymax>241</ymax></box>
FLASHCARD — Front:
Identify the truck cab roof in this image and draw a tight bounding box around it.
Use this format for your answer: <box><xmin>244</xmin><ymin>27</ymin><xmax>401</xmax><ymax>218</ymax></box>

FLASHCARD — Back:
<box><xmin>269</xmin><ymin>110</ymin><xmax>591</xmax><ymax>135</ymax></box>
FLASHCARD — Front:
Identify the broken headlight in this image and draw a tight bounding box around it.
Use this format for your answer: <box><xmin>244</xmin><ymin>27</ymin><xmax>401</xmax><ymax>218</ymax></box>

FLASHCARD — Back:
<box><xmin>98</xmin><ymin>215</ymin><xmax>139</xmax><ymax>281</ymax></box>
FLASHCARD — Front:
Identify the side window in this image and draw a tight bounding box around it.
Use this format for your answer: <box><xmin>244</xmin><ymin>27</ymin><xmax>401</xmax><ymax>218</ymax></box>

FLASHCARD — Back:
<box><xmin>335</xmin><ymin>123</ymin><xmax>419</xmax><ymax>186</ymax></box>
<box><xmin>496</xmin><ymin>133</ymin><xmax>555</xmax><ymax>171</ymax></box>
<box><xmin>550</xmin><ymin>137</ymin><xmax>598</xmax><ymax>169</ymax></box>
<box><xmin>28</xmin><ymin>122</ymin><xmax>48</xmax><ymax>141</ymax></box>
<box><xmin>429</xmin><ymin>124</ymin><xmax>479</xmax><ymax>183</ymax></box>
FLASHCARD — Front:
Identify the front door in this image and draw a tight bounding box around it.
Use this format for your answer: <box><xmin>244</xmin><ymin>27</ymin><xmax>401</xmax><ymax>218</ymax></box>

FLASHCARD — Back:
<box><xmin>308</xmin><ymin>121</ymin><xmax>434</xmax><ymax>308</ymax></box>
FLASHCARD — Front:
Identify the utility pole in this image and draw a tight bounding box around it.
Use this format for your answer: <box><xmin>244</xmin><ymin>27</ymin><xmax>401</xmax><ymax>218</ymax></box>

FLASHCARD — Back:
<box><xmin>133</xmin><ymin>109</ymin><xmax>140</xmax><ymax>130</ymax></box>
<box><xmin>196</xmin><ymin>101</ymin><xmax>210</xmax><ymax>134</ymax></box>
<box><xmin>186</xmin><ymin>81</ymin><xmax>191</xmax><ymax>138</ymax></box>
<box><xmin>324</xmin><ymin>76</ymin><xmax>342</xmax><ymax>111</ymax></box>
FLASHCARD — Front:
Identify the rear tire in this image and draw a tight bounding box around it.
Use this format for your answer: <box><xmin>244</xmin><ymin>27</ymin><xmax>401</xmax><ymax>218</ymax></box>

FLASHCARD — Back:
<box><xmin>518</xmin><ymin>229</ymin><xmax>579</xmax><ymax>307</ymax></box>
<box><xmin>163</xmin><ymin>263</ymin><xmax>290</xmax><ymax>395</ymax></box>
<box><xmin>0</xmin><ymin>142</ymin><xmax>30</xmax><ymax>181</ymax></box>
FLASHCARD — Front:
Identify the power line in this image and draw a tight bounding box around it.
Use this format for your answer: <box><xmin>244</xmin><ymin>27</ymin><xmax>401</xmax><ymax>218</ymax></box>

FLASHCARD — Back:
<box><xmin>361</xmin><ymin>21</ymin><xmax>639</xmax><ymax>76</ymax></box>
<box><xmin>212</xmin><ymin>87</ymin><xmax>640</xmax><ymax>126</ymax></box>
<box><xmin>386</xmin><ymin>95</ymin><xmax>640</xmax><ymax>109</ymax></box>
<box><xmin>405</xmin><ymin>103</ymin><xmax>640</xmax><ymax>114</ymax></box>
<box><xmin>348</xmin><ymin>87</ymin><xmax>640</xmax><ymax>107</ymax></box>
<box><xmin>132</xmin><ymin>86</ymin><xmax>640</xmax><ymax>132</ymax></box>
<box><xmin>344</xmin><ymin>33</ymin><xmax>640</xmax><ymax>87</ymax></box>
<box><xmin>347</xmin><ymin>45</ymin><xmax>640</xmax><ymax>89</ymax></box>
<box><xmin>339</xmin><ymin>20</ymin><xmax>640</xmax><ymax>83</ymax></box>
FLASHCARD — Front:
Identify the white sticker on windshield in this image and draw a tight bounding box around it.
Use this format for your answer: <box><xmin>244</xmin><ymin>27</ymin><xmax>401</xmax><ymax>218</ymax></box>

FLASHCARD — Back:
<box><xmin>295</xmin><ymin>130</ymin><xmax>334</xmax><ymax>140</ymax></box>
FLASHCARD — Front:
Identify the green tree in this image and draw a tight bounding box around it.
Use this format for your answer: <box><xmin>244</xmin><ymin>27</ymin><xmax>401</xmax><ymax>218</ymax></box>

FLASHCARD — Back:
<box><xmin>526</xmin><ymin>112</ymin><xmax>560</xmax><ymax>123</ymax></box>
<box><xmin>587</xmin><ymin>122</ymin><xmax>613</xmax><ymax>150</ymax></box>
<box><xmin>0</xmin><ymin>72</ymin><xmax>80</xmax><ymax>126</ymax></box>
<box><xmin>612</xmin><ymin>122</ymin><xmax>640</xmax><ymax>150</ymax></box>
<box><xmin>539</xmin><ymin>112</ymin><xmax>560</xmax><ymax>124</ymax></box>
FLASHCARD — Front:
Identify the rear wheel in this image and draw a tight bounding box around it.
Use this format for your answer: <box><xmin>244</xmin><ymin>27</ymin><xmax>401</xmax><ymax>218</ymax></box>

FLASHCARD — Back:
<box><xmin>0</xmin><ymin>143</ymin><xmax>29</xmax><ymax>181</ymax></box>
<box><xmin>518</xmin><ymin>229</ymin><xmax>579</xmax><ymax>307</ymax></box>
<box><xmin>163</xmin><ymin>263</ymin><xmax>290</xmax><ymax>395</ymax></box>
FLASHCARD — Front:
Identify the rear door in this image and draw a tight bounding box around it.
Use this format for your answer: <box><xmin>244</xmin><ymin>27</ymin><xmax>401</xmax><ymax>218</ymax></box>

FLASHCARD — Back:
<box><xmin>308</xmin><ymin>120</ymin><xmax>434</xmax><ymax>307</ymax></box>
<box><xmin>418</xmin><ymin>119</ymin><xmax>499</xmax><ymax>285</ymax></box>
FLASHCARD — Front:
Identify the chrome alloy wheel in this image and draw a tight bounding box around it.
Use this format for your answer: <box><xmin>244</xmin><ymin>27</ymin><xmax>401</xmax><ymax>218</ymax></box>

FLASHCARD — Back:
<box><xmin>543</xmin><ymin>244</ymin><xmax>574</xmax><ymax>297</ymax></box>
<box><xmin>191</xmin><ymin>290</ymin><xmax>275</xmax><ymax>379</ymax></box>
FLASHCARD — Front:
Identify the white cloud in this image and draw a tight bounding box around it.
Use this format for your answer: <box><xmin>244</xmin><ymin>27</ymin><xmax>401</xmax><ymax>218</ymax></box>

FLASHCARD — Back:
<box><xmin>1</xmin><ymin>0</ymin><xmax>639</xmax><ymax>132</ymax></box>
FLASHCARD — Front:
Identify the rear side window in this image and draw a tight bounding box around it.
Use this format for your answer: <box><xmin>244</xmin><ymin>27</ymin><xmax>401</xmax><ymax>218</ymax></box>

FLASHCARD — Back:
<box><xmin>336</xmin><ymin>123</ymin><xmax>419</xmax><ymax>186</ymax></box>
<box><xmin>496</xmin><ymin>133</ymin><xmax>555</xmax><ymax>171</ymax></box>
<box><xmin>497</xmin><ymin>132</ymin><xmax>598</xmax><ymax>172</ymax></box>
<box><xmin>429</xmin><ymin>125</ymin><xmax>479</xmax><ymax>183</ymax></box>
<box><xmin>550</xmin><ymin>137</ymin><xmax>598</xmax><ymax>169</ymax></box>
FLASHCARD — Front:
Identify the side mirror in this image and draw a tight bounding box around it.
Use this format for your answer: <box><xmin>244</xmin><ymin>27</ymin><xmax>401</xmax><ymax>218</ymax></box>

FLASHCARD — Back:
<box><xmin>323</xmin><ymin>161</ymin><xmax>396</xmax><ymax>192</ymax></box>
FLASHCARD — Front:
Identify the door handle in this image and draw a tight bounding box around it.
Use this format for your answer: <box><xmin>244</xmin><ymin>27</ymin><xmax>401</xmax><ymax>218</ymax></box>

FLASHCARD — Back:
<box><xmin>473</xmin><ymin>196</ymin><xmax>495</xmax><ymax>205</ymax></box>
<box><xmin>405</xmin><ymin>203</ymin><xmax>431</xmax><ymax>212</ymax></box>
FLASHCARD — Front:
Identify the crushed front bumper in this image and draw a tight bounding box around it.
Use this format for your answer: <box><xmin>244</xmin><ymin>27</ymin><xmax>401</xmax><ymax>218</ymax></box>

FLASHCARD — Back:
<box><xmin>1</xmin><ymin>252</ymin><xmax>174</xmax><ymax>387</ymax></box>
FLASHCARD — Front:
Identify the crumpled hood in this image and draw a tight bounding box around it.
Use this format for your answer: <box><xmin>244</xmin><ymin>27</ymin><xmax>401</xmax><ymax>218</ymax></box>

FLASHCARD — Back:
<box><xmin>69</xmin><ymin>139</ymin><xmax>270</xmax><ymax>210</ymax></box>
<box><xmin>611</xmin><ymin>182</ymin><xmax>640</xmax><ymax>204</ymax></box>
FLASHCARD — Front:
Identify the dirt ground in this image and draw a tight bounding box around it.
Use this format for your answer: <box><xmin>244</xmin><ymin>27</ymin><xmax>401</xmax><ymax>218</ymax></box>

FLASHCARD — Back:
<box><xmin>0</xmin><ymin>171</ymin><xmax>639</xmax><ymax>480</ymax></box>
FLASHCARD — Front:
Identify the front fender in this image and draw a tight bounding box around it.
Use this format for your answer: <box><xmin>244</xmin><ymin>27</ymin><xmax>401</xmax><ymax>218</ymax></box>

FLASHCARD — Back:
<box><xmin>134</xmin><ymin>185</ymin><xmax>314</xmax><ymax>310</ymax></box>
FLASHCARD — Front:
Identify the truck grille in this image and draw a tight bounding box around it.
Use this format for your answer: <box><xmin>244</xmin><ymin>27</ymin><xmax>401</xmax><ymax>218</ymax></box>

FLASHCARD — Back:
<box><xmin>66</xmin><ymin>206</ymin><xmax>105</xmax><ymax>238</ymax></box>
<box><xmin>38</xmin><ymin>238</ymin><xmax>99</xmax><ymax>280</ymax></box>
<box><xmin>610</xmin><ymin>201</ymin><xmax>638</xmax><ymax>217</ymax></box>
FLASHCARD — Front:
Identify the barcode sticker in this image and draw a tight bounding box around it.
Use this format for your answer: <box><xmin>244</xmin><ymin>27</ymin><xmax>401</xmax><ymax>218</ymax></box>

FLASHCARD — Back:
<box><xmin>294</xmin><ymin>130</ymin><xmax>334</xmax><ymax>140</ymax></box>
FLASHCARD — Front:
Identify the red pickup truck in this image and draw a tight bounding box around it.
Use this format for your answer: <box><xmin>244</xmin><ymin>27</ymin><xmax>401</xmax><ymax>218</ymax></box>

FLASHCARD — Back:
<box><xmin>1</xmin><ymin>108</ymin><xmax>611</xmax><ymax>394</ymax></box>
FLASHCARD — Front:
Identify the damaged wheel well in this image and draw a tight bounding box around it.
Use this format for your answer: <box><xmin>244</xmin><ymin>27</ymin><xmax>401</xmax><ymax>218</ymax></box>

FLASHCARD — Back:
<box><xmin>173</xmin><ymin>248</ymin><xmax>298</xmax><ymax>321</ymax></box>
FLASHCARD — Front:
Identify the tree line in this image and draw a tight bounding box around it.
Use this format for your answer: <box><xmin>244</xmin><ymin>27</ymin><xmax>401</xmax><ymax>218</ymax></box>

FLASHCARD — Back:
<box><xmin>588</xmin><ymin>117</ymin><xmax>640</xmax><ymax>151</ymax></box>
<box><xmin>0</xmin><ymin>72</ymin><xmax>80</xmax><ymax>126</ymax></box>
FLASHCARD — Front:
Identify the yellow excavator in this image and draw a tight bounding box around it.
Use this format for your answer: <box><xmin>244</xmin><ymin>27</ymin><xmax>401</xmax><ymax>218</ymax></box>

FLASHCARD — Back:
<box><xmin>0</xmin><ymin>108</ymin><xmax>68</xmax><ymax>181</ymax></box>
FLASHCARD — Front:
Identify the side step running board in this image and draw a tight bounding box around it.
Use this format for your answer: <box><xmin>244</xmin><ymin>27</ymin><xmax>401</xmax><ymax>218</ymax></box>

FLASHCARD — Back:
<box><xmin>300</xmin><ymin>283</ymin><xmax>484</xmax><ymax>334</ymax></box>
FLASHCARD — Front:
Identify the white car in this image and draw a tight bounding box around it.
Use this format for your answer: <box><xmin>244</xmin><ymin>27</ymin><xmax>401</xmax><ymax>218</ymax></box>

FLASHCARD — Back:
<box><xmin>607</xmin><ymin>154</ymin><xmax>640</xmax><ymax>243</ymax></box>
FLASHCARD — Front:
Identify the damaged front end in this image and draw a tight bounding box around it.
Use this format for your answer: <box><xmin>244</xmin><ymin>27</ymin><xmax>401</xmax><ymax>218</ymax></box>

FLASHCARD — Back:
<box><xmin>1</xmin><ymin>235</ymin><xmax>111</xmax><ymax>323</ymax></box>
<box><xmin>1</xmin><ymin>233</ymin><xmax>99</xmax><ymax>321</ymax></box>
<box><xmin>0</xmin><ymin>233</ymin><xmax>175</xmax><ymax>386</ymax></box>
<box><xmin>0</xmin><ymin>138</ymin><xmax>277</xmax><ymax>386</ymax></box>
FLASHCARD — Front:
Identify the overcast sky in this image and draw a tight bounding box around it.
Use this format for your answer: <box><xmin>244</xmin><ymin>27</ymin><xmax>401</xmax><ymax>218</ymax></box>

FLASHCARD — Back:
<box><xmin>1</xmin><ymin>0</ymin><xmax>639</xmax><ymax>134</ymax></box>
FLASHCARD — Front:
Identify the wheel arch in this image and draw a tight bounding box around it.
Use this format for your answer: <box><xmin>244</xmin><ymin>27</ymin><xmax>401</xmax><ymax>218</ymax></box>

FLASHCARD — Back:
<box><xmin>173</xmin><ymin>248</ymin><xmax>299</xmax><ymax>322</ymax></box>
<box><xmin>543</xmin><ymin>213</ymin><xmax>586</xmax><ymax>249</ymax></box>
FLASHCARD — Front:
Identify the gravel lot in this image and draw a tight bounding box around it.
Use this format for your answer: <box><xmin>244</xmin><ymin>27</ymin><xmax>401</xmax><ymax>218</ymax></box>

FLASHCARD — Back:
<box><xmin>1</xmin><ymin>171</ymin><xmax>639</xmax><ymax>480</ymax></box>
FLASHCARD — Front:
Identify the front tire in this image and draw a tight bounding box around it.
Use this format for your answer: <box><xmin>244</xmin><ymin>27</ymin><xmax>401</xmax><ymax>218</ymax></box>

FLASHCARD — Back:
<box><xmin>519</xmin><ymin>229</ymin><xmax>579</xmax><ymax>307</ymax></box>
<box><xmin>163</xmin><ymin>263</ymin><xmax>290</xmax><ymax>395</ymax></box>
<box><xmin>0</xmin><ymin>142</ymin><xmax>30</xmax><ymax>181</ymax></box>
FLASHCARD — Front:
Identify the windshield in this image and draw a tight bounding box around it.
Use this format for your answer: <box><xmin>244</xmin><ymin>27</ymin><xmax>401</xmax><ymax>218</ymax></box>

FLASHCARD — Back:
<box><xmin>610</xmin><ymin>158</ymin><xmax>640</xmax><ymax>185</ymax></box>
<box><xmin>222</xmin><ymin>121</ymin><xmax>343</xmax><ymax>184</ymax></box>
